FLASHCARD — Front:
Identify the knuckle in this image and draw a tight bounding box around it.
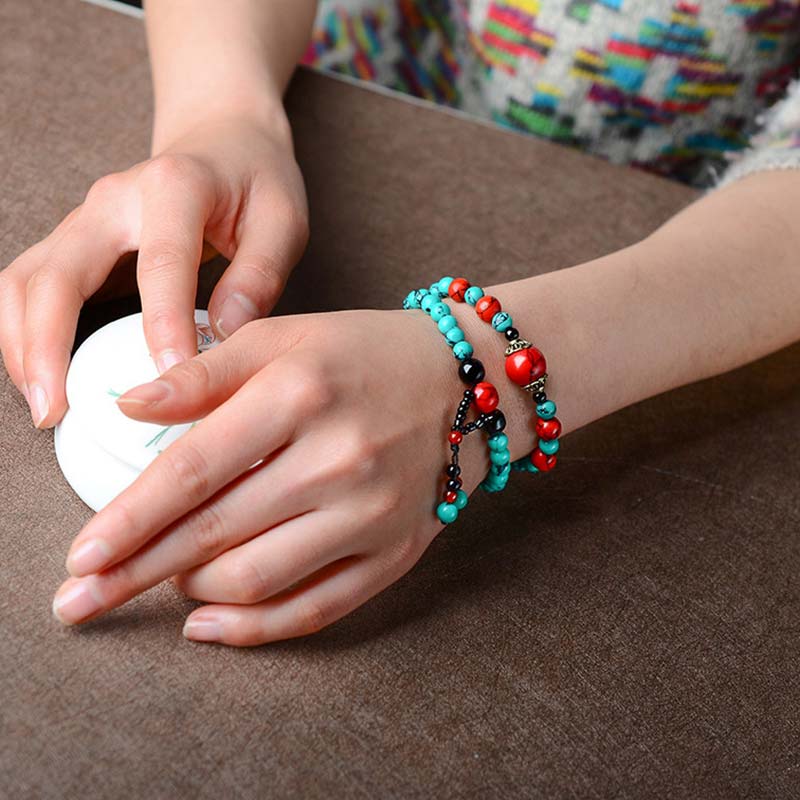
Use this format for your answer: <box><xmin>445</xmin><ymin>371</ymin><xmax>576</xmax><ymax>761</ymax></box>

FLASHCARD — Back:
<box><xmin>236</xmin><ymin>255</ymin><xmax>286</xmax><ymax>299</ymax></box>
<box><xmin>138</xmin><ymin>239</ymin><xmax>187</xmax><ymax>275</ymax></box>
<box><xmin>142</xmin><ymin>154</ymin><xmax>198</xmax><ymax>188</ymax></box>
<box><xmin>164</xmin><ymin>442</ymin><xmax>211</xmax><ymax>504</ymax></box>
<box><xmin>227</xmin><ymin>558</ymin><xmax>271</xmax><ymax>604</ymax></box>
<box><xmin>85</xmin><ymin>172</ymin><xmax>125</xmax><ymax>203</ymax></box>
<box><xmin>284</xmin><ymin>362</ymin><xmax>334</xmax><ymax>418</ymax></box>
<box><xmin>274</xmin><ymin>199</ymin><xmax>310</xmax><ymax>250</ymax></box>
<box><xmin>188</xmin><ymin>504</ymin><xmax>227</xmax><ymax>562</ymax></box>
<box><xmin>388</xmin><ymin>534</ymin><xmax>422</xmax><ymax>572</ymax></box>
<box><xmin>337</xmin><ymin>428</ymin><xmax>380</xmax><ymax>481</ymax></box>
<box><xmin>171</xmin><ymin>356</ymin><xmax>213</xmax><ymax>394</ymax></box>
<box><xmin>293</xmin><ymin>596</ymin><xmax>332</xmax><ymax>636</ymax></box>
<box><xmin>25</xmin><ymin>266</ymin><xmax>56</xmax><ymax>296</ymax></box>
<box><xmin>372</xmin><ymin>487</ymin><xmax>404</xmax><ymax>518</ymax></box>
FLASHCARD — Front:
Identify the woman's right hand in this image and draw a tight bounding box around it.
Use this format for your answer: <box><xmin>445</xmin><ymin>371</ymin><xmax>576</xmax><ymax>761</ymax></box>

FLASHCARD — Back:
<box><xmin>0</xmin><ymin>106</ymin><xmax>309</xmax><ymax>428</ymax></box>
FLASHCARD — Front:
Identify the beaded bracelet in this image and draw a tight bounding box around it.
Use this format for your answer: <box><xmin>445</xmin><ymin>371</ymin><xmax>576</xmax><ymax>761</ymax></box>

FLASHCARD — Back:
<box><xmin>403</xmin><ymin>279</ymin><xmax>512</xmax><ymax>525</ymax></box>
<box><xmin>443</xmin><ymin>277</ymin><xmax>562</xmax><ymax>474</ymax></box>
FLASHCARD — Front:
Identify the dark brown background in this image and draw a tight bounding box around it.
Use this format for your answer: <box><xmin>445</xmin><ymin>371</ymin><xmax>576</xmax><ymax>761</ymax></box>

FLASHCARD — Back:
<box><xmin>1</xmin><ymin>1</ymin><xmax>798</xmax><ymax>798</ymax></box>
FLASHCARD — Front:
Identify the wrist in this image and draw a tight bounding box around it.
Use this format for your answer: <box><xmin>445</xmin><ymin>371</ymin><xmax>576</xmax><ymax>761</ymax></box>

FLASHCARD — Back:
<box><xmin>151</xmin><ymin>89</ymin><xmax>291</xmax><ymax>156</ymax></box>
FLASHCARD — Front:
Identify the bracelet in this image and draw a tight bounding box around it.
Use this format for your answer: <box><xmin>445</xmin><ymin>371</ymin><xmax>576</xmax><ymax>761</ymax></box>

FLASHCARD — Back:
<box><xmin>443</xmin><ymin>277</ymin><xmax>562</xmax><ymax>474</ymax></box>
<box><xmin>403</xmin><ymin>279</ymin><xmax>512</xmax><ymax>525</ymax></box>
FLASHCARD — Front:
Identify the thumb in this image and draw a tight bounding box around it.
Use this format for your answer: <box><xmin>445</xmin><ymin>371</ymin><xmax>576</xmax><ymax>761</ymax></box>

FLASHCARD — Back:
<box><xmin>116</xmin><ymin>316</ymin><xmax>305</xmax><ymax>424</ymax></box>
<box><xmin>208</xmin><ymin>195</ymin><xmax>309</xmax><ymax>339</ymax></box>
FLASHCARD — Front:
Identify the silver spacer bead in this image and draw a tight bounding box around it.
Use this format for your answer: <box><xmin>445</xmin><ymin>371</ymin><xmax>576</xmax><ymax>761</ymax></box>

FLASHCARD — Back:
<box><xmin>522</xmin><ymin>373</ymin><xmax>548</xmax><ymax>394</ymax></box>
<box><xmin>504</xmin><ymin>338</ymin><xmax>533</xmax><ymax>356</ymax></box>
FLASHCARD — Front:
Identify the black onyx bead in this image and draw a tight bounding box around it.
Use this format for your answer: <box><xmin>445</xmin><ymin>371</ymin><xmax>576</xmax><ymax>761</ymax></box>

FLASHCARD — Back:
<box><xmin>534</xmin><ymin>391</ymin><xmax>547</xmax><ymax>404</ymax></box>
<box><xmin>463</xmin><ymin>390</ymin><xmax>475</xmax><ymax>401</ymax></box>
<box><xmin>446</xmin><ymin>464</ymin><xmax>461</xmax><ymax>479</ymax></box>
<box><xmin>446</xmin><ymin>478</ymin><xmax>462</xmax><ymax>492</ymax></box>
<box><xmin>504</xmin><ymin>327</ymin><xmax>520</xmax><ymax>342</ymax></box>
<box><xmin>484</xmin><ymin>410</ymin><xmax>507</xmax><ymax>434</ymax></box>
<box><xmin>458</xmin><ymin>358</ymin><xmax>485</xmax><ymax>385</ymax></box>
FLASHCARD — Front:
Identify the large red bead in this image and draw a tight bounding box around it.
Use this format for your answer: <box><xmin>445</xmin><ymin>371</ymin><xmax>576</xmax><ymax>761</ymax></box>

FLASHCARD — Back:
<box><xmin>448</xmin><ymin>277</ymin><xmax>470</xmax><ymax>303</ymax></box>
<box><xmin>475</xmin><ymin>295</ymin><xmax>501</xmax><ymax>322</ymax></box>
<box><xmin>472</xmin><ymin>381</ymin><xmax>499</xmax><ymax>413</ymax></box>
<box><xmin>531</xmin><ymin>448</ymin><xmax>557</xmax><ymax>471</ymax></box>
<box><xmin>535</xmin><ymin>416</ymin><xmax>561</xmax><ymax>440</ymax></box>
<box><xmin>448</xmin><ymin>430</ymin><xmax>463</xmax><ymax>445</ymax></box>
<box><xmin>505</xmin><ymin>346</ymin><xmax>546</xmax><ymax>386</ymax></box>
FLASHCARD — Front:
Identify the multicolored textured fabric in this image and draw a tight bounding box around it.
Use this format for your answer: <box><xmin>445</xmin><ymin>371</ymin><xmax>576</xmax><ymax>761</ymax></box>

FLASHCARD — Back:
<box><xmin>302</xmin><ymin>1</ymin><xmax>800</xmax><ymax>187</ymax></box>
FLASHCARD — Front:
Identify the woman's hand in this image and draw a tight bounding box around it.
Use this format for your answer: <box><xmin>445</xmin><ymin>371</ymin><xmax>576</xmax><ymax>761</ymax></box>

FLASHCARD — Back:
<box><xmin>0</xmin><ymin>108</ymin><xmax>309</xmax><ymax>429</ymax></box>
<box><xmin>51</xmin><ymin>309</ymin><xmax>502</xmax><ymax>646</ymax></box>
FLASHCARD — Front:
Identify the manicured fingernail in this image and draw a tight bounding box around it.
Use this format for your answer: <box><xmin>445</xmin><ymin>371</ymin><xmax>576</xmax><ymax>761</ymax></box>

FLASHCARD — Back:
<box><xmin>29</xmin><ymin>383</ymin><xmax>49</xmax><ymax>428</ymax></box>
<box><xmin>217</xmin><ymin>292</ymin><xmax>258</xmax><ymax>339</ymax></box>
<box><xmin>156</xmin><ymin>349</ymin><xmax>185</xmax><ymax>374</ymax></box>
<box><xmin>66</xmin><ymin>538</ymin><xmax>112</xmax><ymax>576</ymax></box>
<box><xmin>52</xmin><ymin>579</ymin><xmax>102</xmax><ymax>625</ymax></box>
<box><xmin>183</xmin><ymin>615</ymin><xmax>224</xmax><ymax>642</ymax></box>
<box><xmin>117</xmin><ymin>379</ymin><xmax>170</xmax><ymax>407</ymax></box>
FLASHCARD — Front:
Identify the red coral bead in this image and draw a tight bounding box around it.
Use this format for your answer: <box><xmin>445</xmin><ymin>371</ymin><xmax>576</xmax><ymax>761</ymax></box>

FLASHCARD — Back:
<box><xmin>475</xmin><ymin>295</ymin><xmax>501</xmax><ymax>322</ymax></box>
<box><xmin>448</xmin><ymin>430</ymin><xmax>463</xmax><ymax>445</ymax></box>
<box><xmin>472</xmin><ymin>381</ymin><xmax>499</xmax><ymax>413</ymax></box>
<box><xmin>505</xmin><ymin>346</ymin><xmax>546</xmax><ymax>386</ymax></box>
<box><xmin>531</xmin><ymin>448</ymin><xmax>557</xmax><ymax>471</ymax></box>
<box><xmin>535</xmin><ymin>416</ymin><xmax>561</xmax><ymax>440</ymax></box>
<box><xmin>445</xmin><ymin>491</ymin><xmax>458</xmax><ymax>504</ymax></box>
<box><xmin>448</xmin><ymin>277</ymin><xmax>470</xmax><ymax>302</ymax></box>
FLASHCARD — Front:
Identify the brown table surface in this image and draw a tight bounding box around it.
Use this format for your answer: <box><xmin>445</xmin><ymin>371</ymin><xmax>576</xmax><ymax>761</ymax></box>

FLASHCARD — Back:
<box><xmin>2</xmin><ymin>1</ymin><xmax>799</xmax><ymax>798</ymax></box>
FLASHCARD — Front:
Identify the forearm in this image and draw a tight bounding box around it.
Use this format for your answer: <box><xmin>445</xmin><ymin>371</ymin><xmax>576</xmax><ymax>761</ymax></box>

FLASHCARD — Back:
<box><xmin>144</xmin><ymin>0</ymin><xmax>317</xmax><ymax>152</ymax></box>
<box><xmin>454</xmin><ymin>170</ymin><xmax>800</xmax><ymax>461</ymax></box>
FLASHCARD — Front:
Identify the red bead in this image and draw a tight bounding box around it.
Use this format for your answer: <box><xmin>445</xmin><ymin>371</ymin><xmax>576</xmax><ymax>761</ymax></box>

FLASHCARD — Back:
<box><xmin>531</xmin><ymin>448</ymin><xmax>557</xmax><ymax>472</ymax></box>
<box><xmin>448</xmin><ymin>430</ymin><xmax>463</xmax><ymax>445</ymax></box>
<box><xmin>448</xmin><ymin>278</ymin><xmax>470</xmax><ymax>302</ymax></box>
<box><xmin>445</xmin><ymin>491</ymin><xmax>458</xmax><ymax>504</ymax></box>
<box><xmin>535</xmin><ymin>416</ymin><xmax>561</xmax><ymax>440</ymax></box>
<box><xmin>472</xmin><ymin>381</ymin><xmax>499</xmax><ymax>413</ymax></box>
<box><xmin>475</xmin><ymin>295</ymin><xmax>501</xmax><ymax>322</ymax></box>
<box><xmin>505</xmin><ymin>346</ymin><xmax>546</xmax><ymax>387</ymax></box>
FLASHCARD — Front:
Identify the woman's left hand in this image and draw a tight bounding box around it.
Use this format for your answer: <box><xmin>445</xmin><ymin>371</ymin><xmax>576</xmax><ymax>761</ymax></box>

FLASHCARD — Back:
<box><xmin>52</xmin><ymin>308</ymin><xmax>499</xmax><ymax>646</ymax></box>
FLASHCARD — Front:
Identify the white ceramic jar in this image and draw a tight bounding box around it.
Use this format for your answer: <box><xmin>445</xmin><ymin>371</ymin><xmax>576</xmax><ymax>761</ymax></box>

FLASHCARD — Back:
<box><xmin>55</xmin><ymin>310</ymin><xmax>218</xmax><ymax>511</ymax></box>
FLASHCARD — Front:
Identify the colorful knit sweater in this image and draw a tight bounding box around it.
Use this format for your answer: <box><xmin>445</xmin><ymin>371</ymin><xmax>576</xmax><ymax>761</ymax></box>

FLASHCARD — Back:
<box><xmin>302</xmin><ymin>0</ymin><xmax>800</xmax><ymax>188</ymax></box>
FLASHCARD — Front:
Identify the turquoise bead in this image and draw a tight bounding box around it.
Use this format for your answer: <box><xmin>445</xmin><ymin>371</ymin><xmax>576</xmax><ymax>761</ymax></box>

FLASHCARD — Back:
<box><xmin>488</xmin><ymin>433</ymin><xmax>509</xmax><ymax>451</ymax></box>
<box><xmin>436</xmin><ymin>502</ymin><xmax>459</xmax><ymax>524</ymax></box>
<box><xmin>454</xmin><ymin>490</ymin><xmax>468</xmax><ymax>510</ymax></box>
<box><xmin>536</xmin><ymin>400</ymin><xmax>557</xmax><ymax>419</ymax></box>
<box><xmin>490</xmin><ymin>449</ymin><xmax>511</xmax><ymax>466</ymax></box>
<box><xmin>539</xmin><ymin>438</ymin><xmax>560</xmax><ymax>455</ymax></box>
<box><xmin>429</xmin><ymin>282</ymin><xmax>442</xmax><ymax>297</ymax></box>
<box><xmin>464</xmin><ymin>286</ymin><xmax>484</xmax><ymax>306</ymax></box>
<box><xmin>430</xmin><ymin>302</ymin><xmax>450</xmax><ymax>322</ymax></box>
<box><xmin>491</xmin><ymin>311</ymin><xmax>513</xmax><ymax>332</ymax></box>
<box><xmin>446</xmin><ymin>326</ymin><xmax>465</xmax><ymax>344</ymax></box>
<box><xmin>437</xmin><ymin>276</ymin><xmax>454</xmax><ymax>295</ymax></box>
<box><xmin>420</xmin><ymin>294</ymin><xmax>436</xmax><ymax>313</ymax></box>
<box><xmin>453</xmin><ymin>340</ymin><xmax>473</xmax><ymax>360</ymax></box>
<box><xmin>437</xmin><ymin>314</ymin><xmax>457</xmax><ymax>334</ymax></box>
<box><xmin>403</xmin><ymin>291</ymin><xmax>420</xmax><ymax>310</ymax></box>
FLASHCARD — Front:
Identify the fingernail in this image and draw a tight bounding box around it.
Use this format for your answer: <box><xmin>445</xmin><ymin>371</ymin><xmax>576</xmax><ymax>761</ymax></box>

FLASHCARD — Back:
<box><xmin>183</xmin><ymin>614</ymin><xmax>224</xmax><ymax>642</ymax></box>
<box><xmin>22</xmin><ymin>383</ymin><xmax>30</xmax><ymax>402</ymax></box>
<box><xmin>156</xmin><ymin>349</ymin><xmax>185</xmax><ymax>374</ymax></box>
<box><xmin>52</xmin><ymin>579</ymin><xmax>102</xmax><ymax>625</ymax></box>
<box><xmin>117</xmin><ymin>379</ymin><xmax>170</xmax><ymax>407</ymax></box>
<box><xmin>66</xmin><ymin>538</ymin><xmax>112</xmax><ymax>576</ymax></box>
<box><xmin>217</xmin><ymin>292</ymin><xmax>258</xmax><ymax>339</ymax></box>
<box><xmin>29</xmin><ymin>383</ymin><xmax>49</xmax><ymax>428</ymax></box>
